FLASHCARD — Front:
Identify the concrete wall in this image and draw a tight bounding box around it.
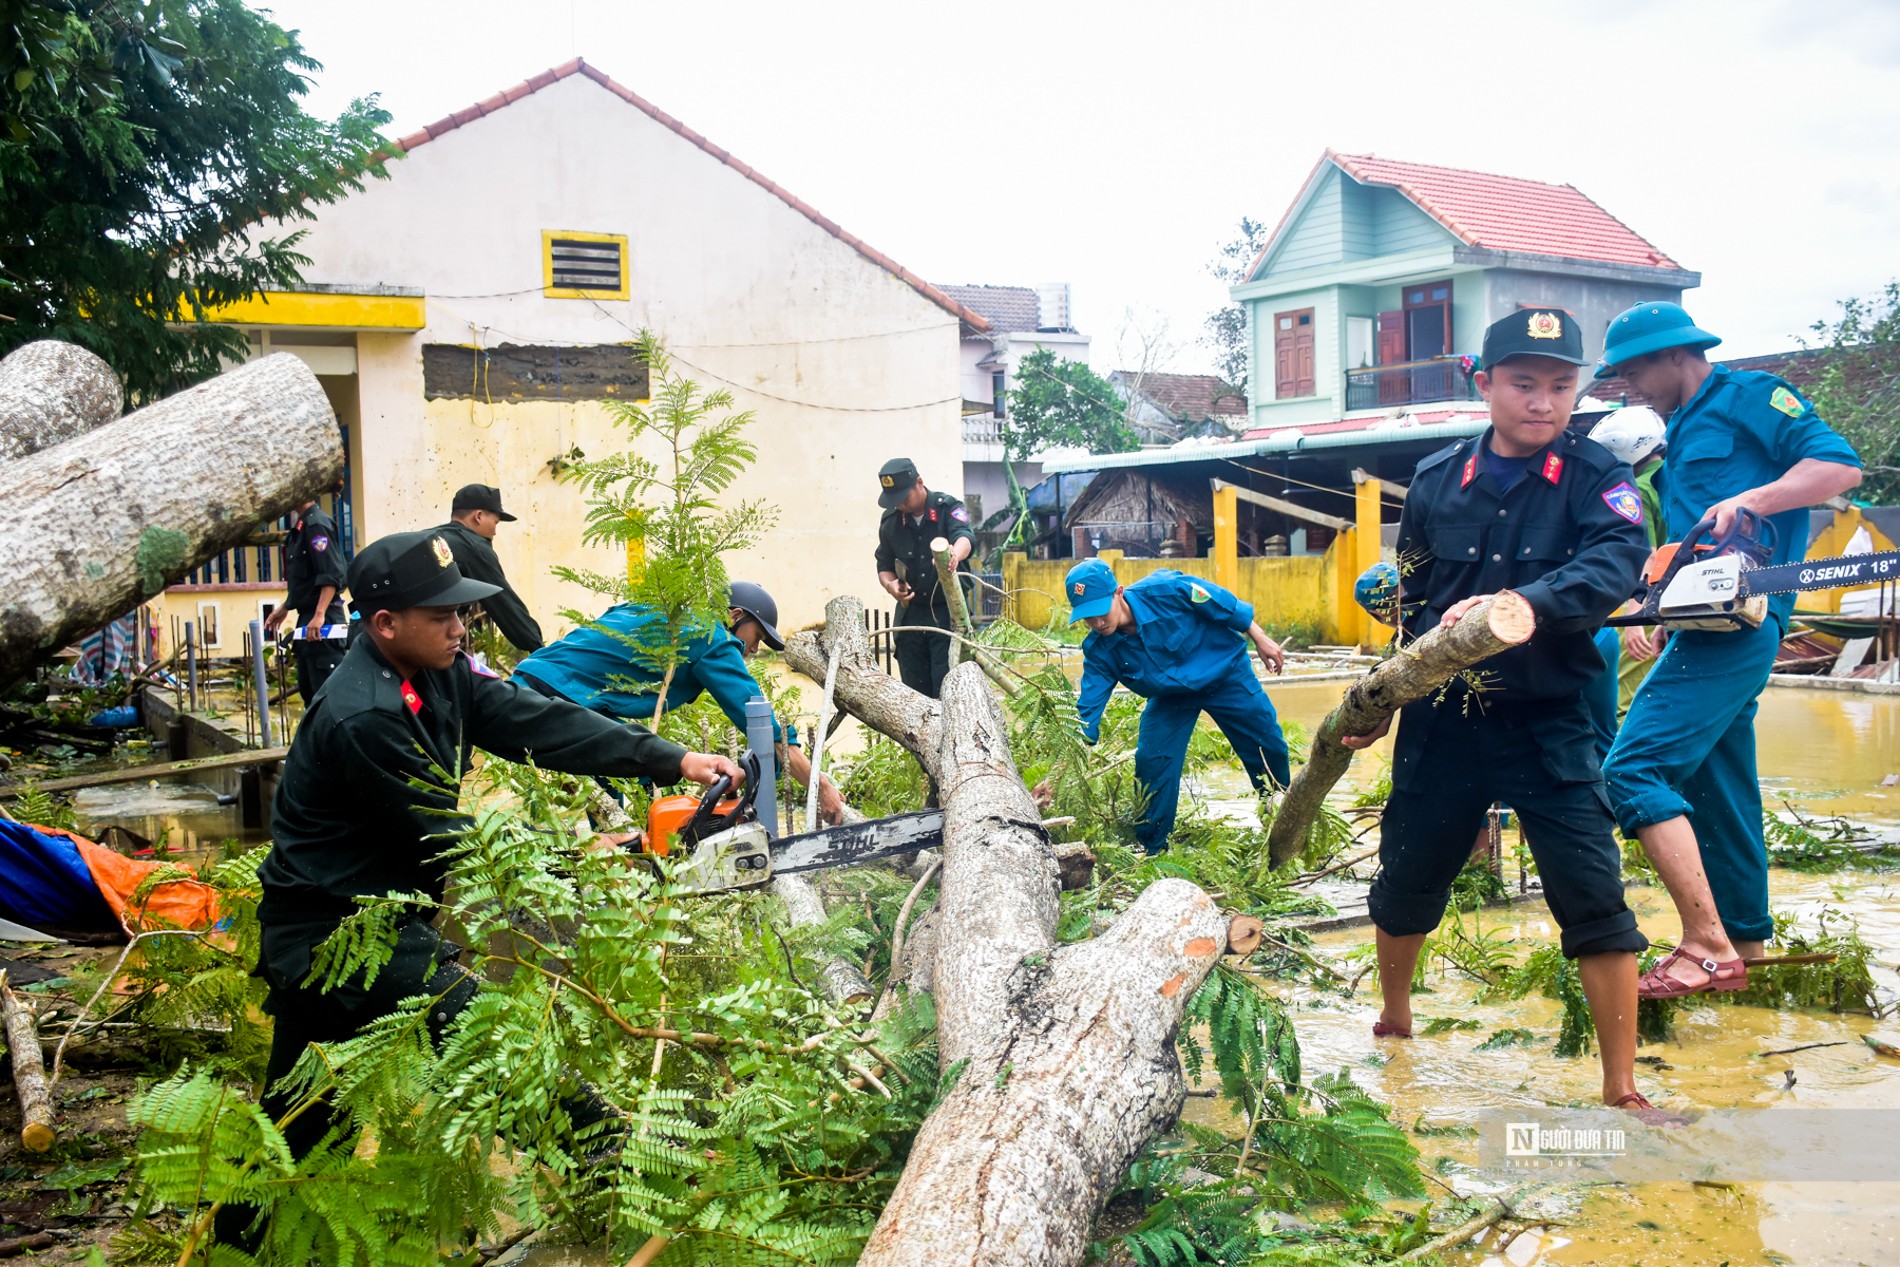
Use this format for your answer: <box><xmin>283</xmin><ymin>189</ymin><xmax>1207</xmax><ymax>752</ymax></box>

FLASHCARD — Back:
<box><xmin>1483</xmin><ymin>269</ymin><xmax>1685</xmax><ymax>363</ymax></box>
<box><xmin>1002</xmin><ymin>551</ymin><xmax>1332</xmax><ymax>638</ymax></box>
<box><xmin>252</xmin><ymin>74</ymin><xmax>963</xmax><ymax>636</ymax></box>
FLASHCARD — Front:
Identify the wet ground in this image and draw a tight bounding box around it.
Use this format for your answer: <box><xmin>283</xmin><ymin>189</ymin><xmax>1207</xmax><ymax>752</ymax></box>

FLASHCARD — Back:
<box><xmin>1178</xmin><ymin>682</ymin><xmax>1900</xmax><ymax>1267</ymax></box>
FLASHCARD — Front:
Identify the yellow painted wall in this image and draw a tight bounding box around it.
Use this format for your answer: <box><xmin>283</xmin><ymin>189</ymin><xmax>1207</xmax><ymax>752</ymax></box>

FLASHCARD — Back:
<box><xmin>1003</xmin><ymin>550</ymin><xmax>1338</xmax><ymax>640</ymax></box>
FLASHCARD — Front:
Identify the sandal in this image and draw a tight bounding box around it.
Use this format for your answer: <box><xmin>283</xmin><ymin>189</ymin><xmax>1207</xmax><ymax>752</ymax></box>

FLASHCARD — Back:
<box><xmin>1636</xmin><ymin>947</ymin><xmax>1748</xmax><ymax>1000</ymax></box>
<box><xmin>1372</xmin><ymin>1019</ymin><xmax>1412</xmax><ymax>1039</ymax></box>
<box><xmin>1611</xmin><ymin>1091</ymin><xmax>1692</xmax><ymax>1127</ymax></box>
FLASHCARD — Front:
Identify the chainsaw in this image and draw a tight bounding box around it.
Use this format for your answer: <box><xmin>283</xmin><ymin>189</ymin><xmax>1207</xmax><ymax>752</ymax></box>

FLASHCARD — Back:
<box><xmin>1607</xmin><ymin>507</ymin><xmax>1900</xmax><ymax>632</ymax></box>
<box><xmin>642</xmin><ymin>750</ymin><xmax>943</xmax><ymax>895</ymax></box>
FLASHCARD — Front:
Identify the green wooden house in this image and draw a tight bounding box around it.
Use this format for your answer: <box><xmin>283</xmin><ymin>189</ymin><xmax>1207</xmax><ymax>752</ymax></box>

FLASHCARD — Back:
<box><xmin>1231</xmin><ymin>151</ymin><xmax>1700</xmax><ymax>431</ymax></box>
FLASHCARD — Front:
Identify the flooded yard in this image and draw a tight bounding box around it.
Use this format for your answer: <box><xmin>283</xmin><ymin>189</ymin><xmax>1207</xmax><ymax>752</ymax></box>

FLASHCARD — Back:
<box><xmin>1181</xmin><ymin>680</ymin><xmax>1900</xmax><ymax>1267</ymax></box>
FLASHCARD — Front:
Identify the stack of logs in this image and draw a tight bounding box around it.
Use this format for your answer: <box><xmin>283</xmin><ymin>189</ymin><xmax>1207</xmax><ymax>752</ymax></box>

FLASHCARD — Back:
<box><xmin>0</xmin><ymin>339</ymin><xmax>344</xmax><ymax>688</ymax></box>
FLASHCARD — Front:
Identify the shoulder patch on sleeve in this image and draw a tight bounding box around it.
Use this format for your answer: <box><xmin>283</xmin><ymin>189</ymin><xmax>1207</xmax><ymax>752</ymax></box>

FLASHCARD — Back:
<box><xmin>309</xmin><ymin>534</ymin><xmax>329</xmax><ymax>552</ymax></box>
<box><xmin>1188</xmin><ymin>582</ymin><xmax>1210</xmax><ymax>604</ymax></box>
<box><xmin>1770</xmin><ymin>385</ymin><xmax>1804</xmax><ymax>418</ymax></box>
<box><xmin>950</xmin><ymin>505</ymin><xmax>969</xmax><ymax>523</ymax></box>
<box><xmin>1601</xmin><ymin>481</ymin><xmax>1644</xmax><ymax>524</ymax></box>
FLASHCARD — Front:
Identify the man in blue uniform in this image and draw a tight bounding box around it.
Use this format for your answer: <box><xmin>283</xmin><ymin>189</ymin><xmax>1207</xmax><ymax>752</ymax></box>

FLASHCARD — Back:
<box><xmin>1341</xmin><ymin>310</ymin><xmax>1651</xmax><ymax>1109</ymax></box>
<box><xmin>221</xmin><ymin>531</ymin><xmax>740</xmax><ymax>1247</ymax></box>
<box><xmin>515</xmin><ymin>581</ymin><xmax>844</xmax><ymax>823</ymax></box>
<box><xmin>1598</xmin><ymin>303</ymin><xmax>1862</xmax><ymax>998</ymax></box>
<box><xmin>1066</xmin><ymin>560</ymin><xmax>1289</xmax><ymax>855</ymax></box>
<box><xmin>263</xmin><ymin>490</ymin><xmax>348</xmax><ymax>703</ymax></box>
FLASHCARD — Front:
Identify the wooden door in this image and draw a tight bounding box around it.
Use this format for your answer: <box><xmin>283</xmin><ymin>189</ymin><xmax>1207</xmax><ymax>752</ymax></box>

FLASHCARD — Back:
<box><xmin>1274</xmin><ymin>308</ymin><xmax>1315</xmax><ymax>399</ymax></box>
<box><xmin>1376</xmin><ymin>311</ymin><xmax>1406</xmax><ymax>403</ymax></box>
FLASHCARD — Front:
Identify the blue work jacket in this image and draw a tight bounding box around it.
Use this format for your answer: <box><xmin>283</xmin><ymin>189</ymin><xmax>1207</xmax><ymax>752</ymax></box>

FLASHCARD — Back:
<box><xmin>514</xmin><ymin>604</ymin><xmax>781</xmax><ymax>741</ymax></box>
<box><xmin>1656</xmin><ymin>366</ymin><xmax>1861</xmax><ymax>629</ymax></box>
<box><xmin>1075</xmin><ymin>571</ymin><xmax>1256</xmax><ymax>742</ymax></box>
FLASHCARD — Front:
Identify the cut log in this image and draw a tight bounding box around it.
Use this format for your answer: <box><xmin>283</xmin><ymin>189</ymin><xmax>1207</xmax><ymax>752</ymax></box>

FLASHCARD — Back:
<box><xmin>1226</xmin><ymin>913</ymin><xmax>1264</xmax><ymax>956</ymax></box>
<box><xmin>0</xmin><ymin>973</ymin><xmax>55</xmax><ymax>1152</ymax></box>
<box><xmin>857</xmin><ymin>664</ymin><xmax>1229</xmax><ymax>1267</ymax></box>
<box><xmin>0</xmin><ymin>354</ymin><xmax>341</xmax><ymax>686</ymax></box>
<box><xmin>0</xmin><ymin>340</ymin><xmax>121</xmax><ymax>462</ymax></box>
<box><xmin>1266</xmin><ymin>591</ymin><xmax>1537</xmax><ymax>868</ymax></box>
<box><xmin>930</xmin><ymin>536</ymin><xmax>975</xmax><ymax>665</ymax></box>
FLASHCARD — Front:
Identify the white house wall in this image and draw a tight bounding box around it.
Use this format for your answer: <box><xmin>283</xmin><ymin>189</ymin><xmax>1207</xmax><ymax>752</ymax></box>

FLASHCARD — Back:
<box><xmin>271</xmin><ymin>73</ymin><xmax>962</xmax><ymax>633</ymax></box>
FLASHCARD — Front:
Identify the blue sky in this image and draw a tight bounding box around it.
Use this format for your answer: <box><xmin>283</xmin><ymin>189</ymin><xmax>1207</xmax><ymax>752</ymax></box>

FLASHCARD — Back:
<box><xmin>266</xmin><ymin>0</ymin><xmax>1900</xmax><ymax>375</ymax></box>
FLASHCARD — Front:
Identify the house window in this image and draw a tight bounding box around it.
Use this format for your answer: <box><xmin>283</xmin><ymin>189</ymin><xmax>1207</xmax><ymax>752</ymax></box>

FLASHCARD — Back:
<box><xmin>1274</xmin><ymin>308</ymin><xmax>1315</xmax><ymax>399</ymax></box>
<box><xmin>992</xmin><ymin>370</ymin><xmax>1006</xmax><ymax>419</ymax></box>
<box><xmin>543</xmin><ymin>230</ymin><xmax>629</xmax><ymax>300</ymax></box>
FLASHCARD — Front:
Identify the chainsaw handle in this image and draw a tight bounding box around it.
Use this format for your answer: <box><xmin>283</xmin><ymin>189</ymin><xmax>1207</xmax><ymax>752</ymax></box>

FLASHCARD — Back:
<box><xmin>1679</xmin><ymin>506</ymin><xmax>1777</xmax><ymax>560</ymax></box>
<box><xmin>678</xmin><ymin>750</ymin><xmax>763</xmax><ymax>845</ymax></box>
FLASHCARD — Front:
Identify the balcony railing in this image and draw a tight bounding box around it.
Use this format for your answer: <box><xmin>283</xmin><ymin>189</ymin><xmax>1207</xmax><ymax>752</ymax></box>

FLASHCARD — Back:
<box><xmin>1344</xmin><ymin>356</ymin><xmax>1477</xmax><ymax>411</ymax></box>
<box><xmin>963</xmin><ymin>416</ymin><xmax>1004</xmax><ymax>444</ymax></box>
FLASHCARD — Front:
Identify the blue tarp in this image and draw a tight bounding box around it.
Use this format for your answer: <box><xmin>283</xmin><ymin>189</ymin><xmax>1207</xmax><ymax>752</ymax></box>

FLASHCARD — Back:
<box><xmin>0</xmin><ymin>821</ymin><xmax>116</xmax><ymax>930</ymax></box>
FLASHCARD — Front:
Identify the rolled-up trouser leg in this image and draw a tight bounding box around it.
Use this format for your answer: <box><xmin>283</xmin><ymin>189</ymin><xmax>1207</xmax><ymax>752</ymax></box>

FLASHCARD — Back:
<box><xmin>1604</xmin><ymin>623</ymin><xmax>1779</xmax><ymax>941</ymax></box>
<box><xmin>1133</xmin><ymin>694</ymin><xmax>1201</xmax><ymax>854</ymax></box>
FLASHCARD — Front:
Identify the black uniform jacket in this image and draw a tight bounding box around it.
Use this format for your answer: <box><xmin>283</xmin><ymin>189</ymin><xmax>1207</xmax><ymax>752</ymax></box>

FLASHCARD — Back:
<box><xmin>875</xmin><ymin>491</ymin><xmax>975</xmax><ymax>614</ymax></box>
<box><xmin>283</xmin><ymin>505</ymin><xmax>347</xmax><ymax>622</ymax></box>
<box><xmin>1398</xmin><ymin>428</ymin><xmax>1647</xmax><ymax>701</ymax></box>
<box><xmin>257</xmin><ymin>637</ymin><xmax>685</xmax><ymax>931</ymax></box>
<box><xmin>434</xmin><ymin>520</ymin><xmax>544</xmax><ymax>651</ymax></box>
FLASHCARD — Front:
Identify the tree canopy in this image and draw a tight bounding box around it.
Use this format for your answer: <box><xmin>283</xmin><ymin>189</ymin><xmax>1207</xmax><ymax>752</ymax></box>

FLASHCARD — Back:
<box><xmin>1003</xmin><ymin>347</ymin><xmax>1139</xmax><ymax>461</ymax></box>
<box><xmin>1805</xmin><ymin>281</ymin><xmax>1900</xmax><ymax>503</ymax></box>
<box><xmin>1200</xmin><ymin>216</ymin><xmax>1269</xmax><ymax>394</ymax></box>
<box><xmin>0</xmin><ymin>0</ymin><xmax>391</xmax><ymax>400</ymax></box>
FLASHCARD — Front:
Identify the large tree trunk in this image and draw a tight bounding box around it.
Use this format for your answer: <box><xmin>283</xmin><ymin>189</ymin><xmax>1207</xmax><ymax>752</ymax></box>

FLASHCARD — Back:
<box><xmin>0</xmin><ymin>340</ymin><xmax>121</xmax><ymax>462</ymax></box>
<box><xmin>0</xmin><ymin>354</ymin><xmax>341</xmax><ymax>684</ymax></box>
<box><xmin>789</xmin><ymin>598</ymin><xmax>1234</xmax><ymax>1267</ymax></box>
<box><xmin>1266</xmin><ymin>591</ymin><xmax>1536</xmax><ymax>867</ymax></box>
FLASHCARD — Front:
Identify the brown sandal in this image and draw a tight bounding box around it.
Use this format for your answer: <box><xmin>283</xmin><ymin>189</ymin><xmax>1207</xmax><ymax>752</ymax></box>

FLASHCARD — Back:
<box><xmin>1636</xmin><ymin>947</ymin><xmax>1748</xmax><ymax>1000</ymax></box>
<box><xmin>1372</xmin><ymin>1019</ymin><xmax>1412</xmax><ymax>1038</ymax></box>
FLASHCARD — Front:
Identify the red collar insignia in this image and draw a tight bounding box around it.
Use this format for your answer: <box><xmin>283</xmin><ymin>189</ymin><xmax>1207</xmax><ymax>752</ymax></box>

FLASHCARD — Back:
<box><xmin>1461</xmin><ymin>454</ymin><xmax>1478</xmax><ymax>488</ymax></box>
<box><xmin>1540</xmin><ymin>453</ymin><xmax>1564</xmax><ymax>485</ymax></box>
<box><xmin>400</xmin><ymin>681</ymin><xmax>423</xmax><ymax>715</ymax></box>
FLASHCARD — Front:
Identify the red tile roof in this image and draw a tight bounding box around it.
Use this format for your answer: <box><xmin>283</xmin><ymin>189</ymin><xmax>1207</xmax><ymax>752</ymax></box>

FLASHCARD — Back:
<box><xmin>393</xmin><ymin>59</ymin><xmax>988</xmax><ymax>330</ymax></box>
<box><xmin>1250</xmin><ymin>150</ymin><xmax>1684</xmax><ymax>279</ymax></box>
<box><xmin>1113</xmin><ymin>371</ymin><xmax>1247</xmax><ymax>421</ymax></box>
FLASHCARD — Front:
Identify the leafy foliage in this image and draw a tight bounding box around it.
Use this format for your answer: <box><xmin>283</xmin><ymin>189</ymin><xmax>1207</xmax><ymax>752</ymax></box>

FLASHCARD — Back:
<box><xmin>1801</xmin><ymin>280</ymin><xmax>1900</xmax><ymax>501</ymax></box>
<box><xmin>1002</xmin><ymin>347</ymin><xmax>1140</xmax><ymax>461</ymax></box>
<box><xmin>552</xmin><ymin>332</ymin><xmax>778</xmax><ymax>726</ymax></box>
<box><xmin>0</xmin><ymin>0</ymin><xmax>392</xmax><ymax>399</ymax></box>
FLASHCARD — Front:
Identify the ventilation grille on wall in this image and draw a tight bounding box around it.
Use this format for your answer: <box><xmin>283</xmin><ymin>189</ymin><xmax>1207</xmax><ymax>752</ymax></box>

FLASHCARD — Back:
<box><xmin>549</xmin><ymin>237</ymin><xmax>623</xmax><ymax>291</ymax></box>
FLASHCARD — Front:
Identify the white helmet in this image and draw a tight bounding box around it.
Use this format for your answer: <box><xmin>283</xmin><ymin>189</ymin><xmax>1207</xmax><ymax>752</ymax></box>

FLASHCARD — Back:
<box><xmin>1590</xmin><ymin>406</ymin><xmax>1666</xmax><ymax>467</ymax></box>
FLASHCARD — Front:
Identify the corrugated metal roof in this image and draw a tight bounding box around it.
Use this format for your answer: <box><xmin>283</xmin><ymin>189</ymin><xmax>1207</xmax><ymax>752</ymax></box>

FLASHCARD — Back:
<box><xmin>1040</xmin><ymin>419</ymin><xmax>1488</xmax><ymax>473</ymax></box>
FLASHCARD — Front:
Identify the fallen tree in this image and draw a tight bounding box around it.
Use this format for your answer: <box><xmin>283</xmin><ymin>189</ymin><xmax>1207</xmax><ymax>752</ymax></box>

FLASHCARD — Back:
<box><xmin>1266</xmin><ymin>591</ymin><xmax>1536</xmax><ymax>867</ymax></box>
<box><xmin>787</xmin><ymin>597</ymin><xmax>1242</xmax><ymax>1267</ymax></box>
<box><xmin>0</xmin><ymin>353</ymin><xmax>341</xmax><ymax>685</ymax></box>
<box><xmin>0</xmin><ymin>340</ymin><xmax>121</xmax><ymax>463</ymax></box>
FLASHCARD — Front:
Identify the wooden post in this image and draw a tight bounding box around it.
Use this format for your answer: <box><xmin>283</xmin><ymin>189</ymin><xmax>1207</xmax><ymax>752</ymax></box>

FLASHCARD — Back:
<box><xmin>1212</xmin><ymin>482</ymin><xmax>1239</xmax><ymax>595</ymax></box>
<box><xmin>1331</xmin><ymin>531</ymin><xmax>1363</xmax><ymax>649</ymax></box>
<box><xmin>1353</xmin><ymin>475</ymin><xmax>1384</xmax><ymax>650</ymax></box>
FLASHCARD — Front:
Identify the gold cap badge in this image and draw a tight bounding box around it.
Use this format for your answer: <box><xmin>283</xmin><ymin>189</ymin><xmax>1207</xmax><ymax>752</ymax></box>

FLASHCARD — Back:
<box><xmin>431</xmin><ymin>537</ymin><xmax>453</xmax><ymax>569</ymax></box>
<box><xmin>1527</xmin><ymin>311</ymin><xmax>1562</xmax><ymax>340</ymax></box>
<box><xmin>880</xmin><ymin>475</ymin><xmax>894</xmax><ymax>487</ymax></box>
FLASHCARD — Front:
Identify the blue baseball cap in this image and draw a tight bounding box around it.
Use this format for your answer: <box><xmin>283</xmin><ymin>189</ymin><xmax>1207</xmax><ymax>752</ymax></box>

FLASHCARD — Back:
<box><xmin>1065</xmin><ymin>558</ymin><xmax>1119</xmax><ymax>622</ymax></box>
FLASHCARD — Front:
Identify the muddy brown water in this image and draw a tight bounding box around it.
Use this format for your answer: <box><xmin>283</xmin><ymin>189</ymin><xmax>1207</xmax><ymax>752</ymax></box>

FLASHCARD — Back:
<box><xmin>1179</xmin><ymin>680</ymin><xmax>1900</xmax><ymax>1267</ymax></box>
<box><xmin>52</xmin><ymin>680</ymin><xmax>1899</xmax><ymax>1265</ymax></box>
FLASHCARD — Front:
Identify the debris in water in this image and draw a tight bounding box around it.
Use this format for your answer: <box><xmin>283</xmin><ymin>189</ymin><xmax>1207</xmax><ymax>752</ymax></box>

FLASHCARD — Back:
<box><xmin>1863</xmin><ymin>1032</ymin><xmax>1900</xmax><ymax>1059</ymax></box>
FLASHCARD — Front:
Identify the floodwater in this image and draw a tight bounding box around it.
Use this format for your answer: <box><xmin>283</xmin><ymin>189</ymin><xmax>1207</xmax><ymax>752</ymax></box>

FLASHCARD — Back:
<box><xmin>1181</xmin><ymin>680</ymin><xmax>1900</xmax><ymax>1267</ymax></box>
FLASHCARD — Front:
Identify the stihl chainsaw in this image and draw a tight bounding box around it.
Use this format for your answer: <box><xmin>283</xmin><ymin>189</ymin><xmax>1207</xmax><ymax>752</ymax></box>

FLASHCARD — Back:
<box><xmin>1608</xmin><ymin>507</ymin><xmax>1900</xmax><ymax>632</ymax></box>
<box><xmin>641</xmin><ymin>750</ymin><xmax>943</xmax><ymax>895</ymax></box>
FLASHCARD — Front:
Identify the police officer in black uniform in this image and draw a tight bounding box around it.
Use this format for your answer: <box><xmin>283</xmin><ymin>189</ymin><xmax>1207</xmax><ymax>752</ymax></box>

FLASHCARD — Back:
<box><xmin>1340</xmin><ymin>310</ymin><xmax>1655</xmax><ymax>1111</ymax></box>
<box><xmin>874</xmin><ymin>458</ymin><xmax>974</xmax><ymax>698</ymax></box>
<box><xmin>434</xmin><ymin>483</ymin><xmax>544</xmax><ymax>651</ymax></box>
<box><xmin>263</xmin><ymin>490</ymin><xmax>347</xmax><ymax>704</ymax></box>
<box><xmin>218</xmin><ymin>530</ymin><xmax>740</xmax><ymax>1248</ymax></box>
